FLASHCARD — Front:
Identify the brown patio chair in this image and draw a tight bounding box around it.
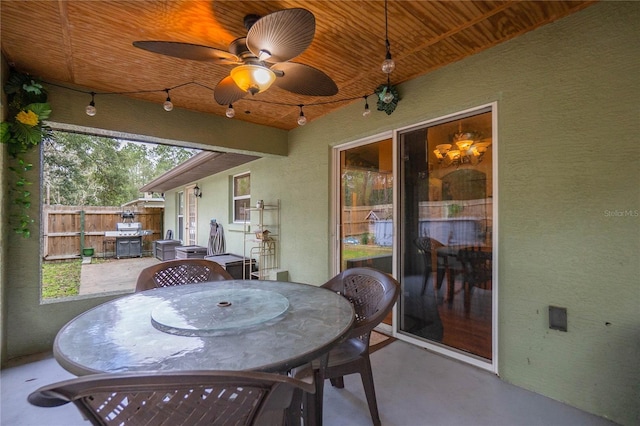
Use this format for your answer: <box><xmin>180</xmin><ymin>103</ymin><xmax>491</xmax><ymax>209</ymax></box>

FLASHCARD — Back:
<box><xmin>306</xmin><ymin>267</ymin><xmax>400</xmax><ymax>426</ymax></box>
<box><xmin>135</xmin><ymin>258</ymin><xmax>233</xmax><ymax>292</ymax></box>
<box><xmin>28</xmin><ymin>369</ymin><xmax>315</xmax><ymax>426</ymax></box>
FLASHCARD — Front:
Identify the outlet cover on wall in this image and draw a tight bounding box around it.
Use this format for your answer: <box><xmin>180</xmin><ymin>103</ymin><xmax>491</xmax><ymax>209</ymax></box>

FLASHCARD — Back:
<box><xmin>549</xmin><ymin>306</ymin><xmax>568</xmax><ymax>332</ymax></box>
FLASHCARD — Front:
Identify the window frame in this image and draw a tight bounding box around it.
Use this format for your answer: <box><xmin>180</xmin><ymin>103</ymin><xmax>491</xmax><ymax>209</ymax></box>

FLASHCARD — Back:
<box><xmin>232</xmin><ymin>172</ymin><xmax>251</xmax><ymax>224</ymax></box>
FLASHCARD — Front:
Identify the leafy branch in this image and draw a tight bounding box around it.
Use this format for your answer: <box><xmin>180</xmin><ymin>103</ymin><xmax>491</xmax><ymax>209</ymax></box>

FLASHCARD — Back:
<box><xmin>1</xmin><ymin>71</ymin><xmax>51</xmax><ymax>238</ymax></box>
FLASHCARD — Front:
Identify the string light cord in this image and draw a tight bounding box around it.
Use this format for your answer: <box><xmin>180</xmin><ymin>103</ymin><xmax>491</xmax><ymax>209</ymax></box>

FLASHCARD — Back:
<box><xmin>42</xmin><ymin>79</ymin><xmax>378</xmax><ymax>122</ymax></box>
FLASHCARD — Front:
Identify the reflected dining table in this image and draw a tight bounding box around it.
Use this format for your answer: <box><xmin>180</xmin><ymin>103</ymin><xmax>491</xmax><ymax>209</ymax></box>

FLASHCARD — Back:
<box><xmin>53</xmin><ymin>280</ymin><xmax>355</xmax><ymax>377</ymax></box>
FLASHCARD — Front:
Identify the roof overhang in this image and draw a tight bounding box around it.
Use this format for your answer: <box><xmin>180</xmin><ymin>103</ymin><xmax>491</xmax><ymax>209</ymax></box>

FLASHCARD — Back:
<box><xmin>140</xmin><ymin>151</ymin><xmax>259</xmax><ymax>193</ymax></box>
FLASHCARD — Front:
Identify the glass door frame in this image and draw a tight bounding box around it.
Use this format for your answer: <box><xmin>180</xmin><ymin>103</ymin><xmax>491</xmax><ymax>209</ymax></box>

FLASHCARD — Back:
<box><xmin>331</xmin><ymin>102</ymin><xmax>499</xmax><ymax>373</ymax></box>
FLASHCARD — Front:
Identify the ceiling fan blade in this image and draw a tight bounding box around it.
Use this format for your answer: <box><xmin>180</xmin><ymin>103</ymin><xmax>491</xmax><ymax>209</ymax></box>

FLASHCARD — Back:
<box><xmin>133</xmin><ymin>41</ymin><xmax>238</xmax><ymax>64</ymax></box>
<box><xmin>214</xmin><ymin>76</ymin><xmax>247</xmax><ymax>105</ymax></box>
<box><xmin>246</xmin><ymin>9</ymin><xmax>315</xmax><ymax>63</ymax></box>
<box><xmin>271</xmin><ymin>62</ymin><xmax>338</xmax><ymax>96</ymax></box>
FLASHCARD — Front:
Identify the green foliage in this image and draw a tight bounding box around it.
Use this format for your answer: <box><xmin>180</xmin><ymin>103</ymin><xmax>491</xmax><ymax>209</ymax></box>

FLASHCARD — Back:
<box><xmin>375</xmin><ymin>84</ymin><xmax>400</xmax><ymax>115</ymax></box>
<box><xmin>1</xmin><ymin>70</ymin><xmax>52</xmax><ymax>237</ymax></box>
<box><xmin>43</xmin><ymin>131</ymin><xmax>198</xmax><ymax>206</ymax></box>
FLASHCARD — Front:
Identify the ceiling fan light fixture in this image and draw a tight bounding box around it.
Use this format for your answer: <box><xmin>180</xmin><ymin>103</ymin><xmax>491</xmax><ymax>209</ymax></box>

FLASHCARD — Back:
<box><xmin>230</xmin><ymin>64</ymin><xmax>276</xmax><ymax>95</ymax></box>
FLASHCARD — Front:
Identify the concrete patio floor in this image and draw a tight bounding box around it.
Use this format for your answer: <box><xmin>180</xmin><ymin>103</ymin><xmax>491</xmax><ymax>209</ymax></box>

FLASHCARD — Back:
<box><xmin>79</xmin><ymin>256</ymin><xmax>160</xmax><ymax>295</ymax></box>
<box><xmin>2</xmin><ymin>339</ymin><xmax>618</xmax><ymax>426</ymax></box>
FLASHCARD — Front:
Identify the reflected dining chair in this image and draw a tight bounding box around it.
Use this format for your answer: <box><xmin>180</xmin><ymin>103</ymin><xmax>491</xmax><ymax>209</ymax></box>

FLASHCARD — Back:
<box><xmin>28</xmin><ymin>369</ymin><xmax>315</xmax><ymax>426</ymax></box>
<box><xmin>135</xmin><ymin>258</ymin><xmax>233</xmax><ymax>292</ymax></box>
<box><xmin>414</xmin><ymin>236</ymin><xmax>446</xmax><ymax>299</ymax></box>
<box><xmin>457</xmin><ymin>246</ymin><xmax>492</xmax><ymax>313</ymax></box>
<box><xmin>308</xmin><ymin>267</ymin><xmax>400</xmax><ymax>426</ymax></box>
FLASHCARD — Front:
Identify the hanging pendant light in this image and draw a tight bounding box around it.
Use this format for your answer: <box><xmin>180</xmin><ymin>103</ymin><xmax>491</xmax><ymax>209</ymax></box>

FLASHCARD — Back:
<box><xmin>381</xmin><ymin>0</ymin><xmax>395</xmax><ymax>74</ymax></box>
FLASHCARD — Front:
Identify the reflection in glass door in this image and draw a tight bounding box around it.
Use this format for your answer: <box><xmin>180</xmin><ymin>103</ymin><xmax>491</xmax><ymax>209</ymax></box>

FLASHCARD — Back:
<box><xmin>398</xmin><ymin>107</ymin><xmax>495</xmax><ymax>366</ymax></box>
<box><xmin>185</xmin><ymin>185</ymin><xmax>198</xmax><ymax>246</ymax></box>
<box><xmin>339</xmin><ymin>138</ymin><xmax>394</xmax><ymax>276</ymax></box>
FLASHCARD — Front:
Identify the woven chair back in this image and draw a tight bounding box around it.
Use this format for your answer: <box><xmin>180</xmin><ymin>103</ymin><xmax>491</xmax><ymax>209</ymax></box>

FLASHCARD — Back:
<box><xmin>28</xmin><ymin>370</ymin><xmax>314</xmax><ymax>426</ymax></box>
<box><xmin>322</xmin><ymin>267</ymin><xmax>399</xmax><ymax>343</ymax></box>
<box><xmin>135</xmin><ymin>259</ymin><xmax>233</xmax><ymax>292</ymax></box>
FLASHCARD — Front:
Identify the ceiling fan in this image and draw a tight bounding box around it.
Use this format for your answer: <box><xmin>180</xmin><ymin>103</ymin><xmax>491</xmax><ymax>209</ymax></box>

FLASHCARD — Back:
<box><xmin>133</xmin><ymin>8</ymin><xmax>338</xmax><ymax>106</ymax></box>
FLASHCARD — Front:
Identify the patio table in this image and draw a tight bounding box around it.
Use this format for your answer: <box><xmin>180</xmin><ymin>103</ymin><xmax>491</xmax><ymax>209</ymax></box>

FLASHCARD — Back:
<box><xmin>53</xmin><ymin>280</ymin><xmax>355</xmax><ymax>376</ymax></box>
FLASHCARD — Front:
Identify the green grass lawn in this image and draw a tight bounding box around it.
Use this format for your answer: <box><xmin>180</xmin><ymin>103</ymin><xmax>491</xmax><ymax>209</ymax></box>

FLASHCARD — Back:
<box><xmin>342</xmin><ymin>244</ymin><xmax>391</xmax><ymax>260</ymax></box>
<box><xmin>41</xmin><ymin>258</ymin><xmax>107</xmax><ymax>299</ymax></box>
<box><xmin>42</xmin><ymin>260</ymin><xmax>82</xmax><ymax>299</ymax></box>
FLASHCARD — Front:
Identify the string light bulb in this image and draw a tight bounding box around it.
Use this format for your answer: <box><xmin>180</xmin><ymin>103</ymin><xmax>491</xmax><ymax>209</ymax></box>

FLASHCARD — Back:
<box><xmin>383</xmin><ymin>89</ymin><xmax>394</xmax><ymax>104</ymax></box>
<box><xmin>297</xmin><ymin>105</ymin><xmax>307</xmax><ymax>126</ymax></box>
<box><xmin>85</xmin><ymin>92</ymin><xmax>97</xmax><ymax>116</ymax></box>
<box><xmin>380</xmin><ymin>76</ymin><xmax>395</xmax><ymax>104</ymax></box>
<box><xmin>363</xmin><ymin>96</ymin><xmax>371</xmax><ymax>117</ymax></box>
<box><xmin>55</xmin><ymin>81</ymin><xmax>395</xmax><ymax>123</ymax></box>
<box><xmin>163</xmin><ymin>89</ymin><xmax>173</xmax><ymax>111</ymax></box>
<box><xmin>225</xmin><ymin>104</ymin><xmax>235</xmax><ymax>118</ymax></box>
<box><xmin>381</xmin><ymin>0</ymin><xmax>395</xmax><ymax>74</ymax></box>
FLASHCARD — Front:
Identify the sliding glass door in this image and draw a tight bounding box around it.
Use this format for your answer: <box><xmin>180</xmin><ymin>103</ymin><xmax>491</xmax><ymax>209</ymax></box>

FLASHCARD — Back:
<box><xmin>332</xmin><ymin>105</ymin><xmax>496</xmax><ymax>369</ymax></box>
<box><xmin>398</xmin><ymin>107</ymin><xmax>495</xmax><ymax>367</ymax></box>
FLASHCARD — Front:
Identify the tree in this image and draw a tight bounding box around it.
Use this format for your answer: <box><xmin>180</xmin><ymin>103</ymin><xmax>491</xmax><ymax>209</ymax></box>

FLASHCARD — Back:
<box><xmin>42</xmin><ymin>131</ymin><xmax>198</xmax><ymax>206</ymax></box>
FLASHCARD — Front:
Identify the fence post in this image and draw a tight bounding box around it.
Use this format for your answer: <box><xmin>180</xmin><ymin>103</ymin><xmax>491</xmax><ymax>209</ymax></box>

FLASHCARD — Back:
<box><xmin>80</xmin><ymin>210</ymin><xmax>85</xmax><ymax>254</ymax></box>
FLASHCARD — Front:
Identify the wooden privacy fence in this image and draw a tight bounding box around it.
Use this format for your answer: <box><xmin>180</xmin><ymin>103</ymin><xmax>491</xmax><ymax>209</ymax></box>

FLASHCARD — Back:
<box><xmin>43</xmin><ymin>205</ymin><xmax>163</xmax><ymax>260</ymax></box>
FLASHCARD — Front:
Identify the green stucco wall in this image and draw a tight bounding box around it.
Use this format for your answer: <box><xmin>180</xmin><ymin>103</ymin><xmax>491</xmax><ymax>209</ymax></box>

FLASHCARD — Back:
<box><xmin>46</xmin><ymin>84</ymin><xmax>288</xmax><ymax>157</ymax></box>
<box><xmin>1</xmin><ymin>2</ymin><xmax>638</xmax><ymax>424</ymax></box>
<box><xmin>1</xmin><ymin>55</ymin><xmax>9</xmax><ymax>365</ymax></box>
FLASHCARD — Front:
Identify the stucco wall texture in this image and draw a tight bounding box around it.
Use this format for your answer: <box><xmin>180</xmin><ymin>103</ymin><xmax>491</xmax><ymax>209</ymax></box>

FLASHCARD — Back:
<box><xmin>2</xmin><ymin>2</ymin><xmax>638</xmax><ymax>424</ymax></box>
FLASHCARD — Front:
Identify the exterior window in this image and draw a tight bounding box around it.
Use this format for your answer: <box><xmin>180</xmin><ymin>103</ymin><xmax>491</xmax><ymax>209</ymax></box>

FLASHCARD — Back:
<box><xmin>177</xmin><ymin>191</ymin><xmax>184</xmax><ymax>242</ymax></box>
<box><xmin>233</xmin><ymin>172</ymin><xmax>251</xmax><ymax>223</ymax></box>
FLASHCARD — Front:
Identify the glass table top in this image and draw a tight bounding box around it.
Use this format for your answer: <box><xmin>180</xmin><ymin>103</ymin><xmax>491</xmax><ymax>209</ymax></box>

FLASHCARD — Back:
<box><xmin>54</xmin><ymin>280</ymin><xmax>355</xmax><ymax>375</ymax></box>
<box><xmin>151</xmin><ymin>288</ymin><xmax>290</xmax><ymax>336</ymax></box>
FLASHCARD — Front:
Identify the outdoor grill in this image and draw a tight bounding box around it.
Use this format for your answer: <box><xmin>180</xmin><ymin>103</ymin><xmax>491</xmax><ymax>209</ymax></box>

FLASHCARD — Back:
<box><xmin>105</xmin><ymin>214</ymin><xmax>152</xmax><ymax>258</ymax></box>
<box><xmin>104</xmin><ymin>222</ymin><xmax>143</xmax><ymax>237</ymax></box>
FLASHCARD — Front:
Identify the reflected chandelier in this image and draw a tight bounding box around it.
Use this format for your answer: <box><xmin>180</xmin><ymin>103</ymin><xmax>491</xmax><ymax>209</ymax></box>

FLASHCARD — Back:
<box><xmin>433</xmin><ymin>127</ymin><xmax>491</xmax><ymax>167</ymax></box>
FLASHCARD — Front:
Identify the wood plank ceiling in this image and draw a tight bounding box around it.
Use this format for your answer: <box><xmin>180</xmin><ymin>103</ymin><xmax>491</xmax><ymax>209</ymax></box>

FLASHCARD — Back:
<box><xmin>1</xmin><ymin>1</ymin><xmax>594</xmax><ymax>131</ymax></box>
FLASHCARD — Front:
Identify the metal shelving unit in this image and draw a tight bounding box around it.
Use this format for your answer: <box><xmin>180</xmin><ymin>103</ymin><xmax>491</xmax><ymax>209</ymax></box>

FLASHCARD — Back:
<box><xmin>243</xmin><ymin>200</ymin><xmax>280</xmax><ymax>280</ymax></box>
